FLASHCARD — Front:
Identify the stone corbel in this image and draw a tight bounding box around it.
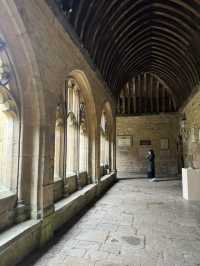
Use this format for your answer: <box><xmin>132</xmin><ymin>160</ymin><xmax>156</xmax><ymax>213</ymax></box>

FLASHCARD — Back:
<box><xmin>0</xmin><ymin>87</ymin><xmax>9</xmax><ymax>103</ymax></box>
<box><xmin>0</xmin><ymin>98</ymin><xmax>17</xmax><ymax>114</ymax></box>
<box><xmin>0</xmin><ymin>66</ymin><xmax>10</xmax><ymax>87</ymax></box>
<box><xmin>0</xmin><ymin>39</ymin><xmax>11</xmax><ymax>87</ymax></box>
<box><xmin>80</xmin><ymin>121</ymin><xmax>87</xmax><ymax>134</ymax></box>
<box><xmin>56</xmin><ymin>117</ymin><xmax>64</xmax><ymax>127</ymax></box>
<box><xmin>180</xmin><ymin>127</ymin><xmax>190</xmax><ymax>143</ymax></box>
<box><xmin>67</xmin><ymin>111</ymin><xmax>77</xmax><ymax>126</ymax></box>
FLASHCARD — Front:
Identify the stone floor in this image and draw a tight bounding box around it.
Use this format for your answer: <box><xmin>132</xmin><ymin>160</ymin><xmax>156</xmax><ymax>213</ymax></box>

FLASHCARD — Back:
<box><xmin>19</xmin><ymin>178</ymin><xmax>200</xmax><ymax>266</ymax></box>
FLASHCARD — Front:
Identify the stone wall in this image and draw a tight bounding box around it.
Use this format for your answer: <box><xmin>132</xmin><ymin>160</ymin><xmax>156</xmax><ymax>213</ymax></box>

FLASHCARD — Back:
<box><xmin>116</xmin><ymin>114</ymin><xmax>179</xmax><ymax>177</ymax></box>
<box><xmin>0</xmin><ymin>173</ymin><xmax>116</xmax><ymax>266</ymax></box>
<box><xmin>181</xmin><ymin>88</ymin><xmax>200</xmax><ymax>169</ymax></box>
<box><xmin>0</xmin><ymin>0</ymin><xmax>116</xmax><ymax>254</ymax></box>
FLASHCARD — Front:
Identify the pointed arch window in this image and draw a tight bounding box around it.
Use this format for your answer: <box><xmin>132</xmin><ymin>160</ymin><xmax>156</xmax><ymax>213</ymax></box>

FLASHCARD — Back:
<box><xmin>100</xmin><ymin>111</ymin><xmax>110</xmax><ymax>176</ymax></box>
<box><xmin>79</xmin><ymin>100</ymin><xmax>88</xmax><ymax>172</ymax></box>
<box><xmin>66</xmin><ymin>80</ymin><xmax>79</xmax><ymax>176</ymax></box>
<box><xmin>66</xmin><ymin>78</ymin><xmax>89</xmax><ymax>189</ymax></box>
<box><xmin>54</xmin><ymin>104</ymin><xmax>64</xmax><ymax>180</ymax></box>
<box><xmin>0</xmin><ymin>39</ymin><xmax>19</xmax><ymax>193</ymax></box>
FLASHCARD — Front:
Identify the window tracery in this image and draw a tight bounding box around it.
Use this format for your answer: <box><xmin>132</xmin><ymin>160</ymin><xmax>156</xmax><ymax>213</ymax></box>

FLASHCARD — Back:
<box><xmin>66</xmin><ymin>78</ymin><xmax>88</xmax><ymax>186</ymax></box>
<box><xmin>79</xmin><ymin>100</ymin><xmax>88</xmax><ymax>172</ymax></box>
<box><xmin>54</xmin><ymin>103</ymin><xmax>64</xmax><ymax>180</ymax></box>
<box><xmin>100</xmin><ymin>111</ymin><xmax>110</xmax><ymax>176</ymax></box>
<box><xmin>0</xmin><ymin>37</ymin><xmax>19</xmax><ymax>192</ymax></box>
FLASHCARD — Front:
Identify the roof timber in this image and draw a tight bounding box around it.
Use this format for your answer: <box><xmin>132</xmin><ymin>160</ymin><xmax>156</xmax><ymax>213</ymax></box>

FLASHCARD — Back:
<box><xmin>57</xmin><ymin>0</ymin><xmax>200</xmax><ymax>109</ymax></box>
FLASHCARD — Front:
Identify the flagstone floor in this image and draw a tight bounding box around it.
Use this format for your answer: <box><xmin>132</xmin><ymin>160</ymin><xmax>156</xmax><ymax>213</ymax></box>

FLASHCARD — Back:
<box><xmin>19</xmin><ymin>178</ymin><xmax>200</xmax><ymax>266</ymax></box>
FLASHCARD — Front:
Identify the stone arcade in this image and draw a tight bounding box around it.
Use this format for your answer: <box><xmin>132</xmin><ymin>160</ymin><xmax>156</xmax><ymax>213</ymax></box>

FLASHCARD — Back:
<box><xmin>0</xmin><ymin>1</ymin><xmax>200</xmax><ymax>266</ymax></box>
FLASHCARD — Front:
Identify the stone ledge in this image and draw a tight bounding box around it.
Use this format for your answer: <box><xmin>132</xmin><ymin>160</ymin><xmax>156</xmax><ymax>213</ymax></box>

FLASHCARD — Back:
<box><xmin>0</xmin><ymin>220</ymin><xmax>40</xmax><ymax>253</ymax></box>
<box><xmin>0</xmin><ymin>189</ymin><xmax>15</xmax><ymax>200</ymax></box>
<box><xmin>0</xmin><ymin>220</ymin><xmax>41</xmax><ymax>266</ymax></box>
<box><xmin>100</xmin><ymin>172</ymin><xmax>116</xmax><ymax>195</ymax></box>
<box><xmin>55</xmin><ymin>184</ymin><xmax>97</xmax><ymax>212</ymax></box>
<box><xmin>0</xmin><ymin>190</ymin><xmax>16</xmax><ymax>209</ymax></box>
<box><xmin>0</xmin><ymin>176</ymin><xmax>116</xmax><ymax>265</ymax></box>
<box><xmin>54</xmin><ymin>184</ymin><xmax>97</xmax><ymax>231</ymax></box>
<box><xmin>54</xmin><ymin>178</ymin><xmax>63</xmax><ymax>184</ymax></box>
<box><xmin>101</xmin><ymin>172</ymin><xmax>116</xmax><ymax>182</ymax></box>
<box><xmin>0</xmin><ymin>191</ymin><xmax>17</xmax><ymax>232</ymax></box>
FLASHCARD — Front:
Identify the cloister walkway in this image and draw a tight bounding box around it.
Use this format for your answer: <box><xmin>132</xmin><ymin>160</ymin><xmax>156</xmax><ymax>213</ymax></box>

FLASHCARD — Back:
<box><xmin>19</xmin><ymin>179</ymin><xmax>200</xmax><ymax>266</ymax></box>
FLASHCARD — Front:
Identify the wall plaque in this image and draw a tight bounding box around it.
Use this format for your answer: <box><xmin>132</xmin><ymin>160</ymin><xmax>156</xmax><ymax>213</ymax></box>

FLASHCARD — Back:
<box><xmin>117</xmin><ymin>136</ymin><xmax>132</xmax><ymax>147</ymax></box>
<box><xmin>140</xmin><ymin>140</ymin><xmax>151</xmax><ymax>146</ymax></box>
<box><xmin>160</xmin><ymin>138</ymin><xmax>169</xmax><ymax>150</ymax></box>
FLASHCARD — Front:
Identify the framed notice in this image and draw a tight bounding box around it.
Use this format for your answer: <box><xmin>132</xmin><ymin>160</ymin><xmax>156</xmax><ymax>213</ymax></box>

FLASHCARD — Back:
<box><xmin>160</xmin><ymin>138</ymin><xmax>169</xmax><ymax>150</ymax></box>
<box><xmin>117</xmin><ymin>136</ymin><xmax>132</xmax><ymax>147</ymax></box>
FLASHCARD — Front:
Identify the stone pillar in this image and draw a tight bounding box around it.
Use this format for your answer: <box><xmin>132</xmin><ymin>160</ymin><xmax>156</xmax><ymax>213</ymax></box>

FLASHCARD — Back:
<box><xmin>182</xmin><ymin>168</ymin><xmax>200</xmax><ymax>201</ymax></box>
<box><xmin>39</xmin><ymin>124</ymin><xmax>55</xmax><ymax>247</ymax></box>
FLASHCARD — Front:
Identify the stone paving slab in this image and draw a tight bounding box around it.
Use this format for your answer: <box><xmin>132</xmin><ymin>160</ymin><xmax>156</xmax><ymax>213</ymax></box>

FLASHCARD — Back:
<box><xmin>63</xmin><ymin>257</ymin><xmax>95</xmax><ymax>266</ymax></box>
<box><xmin>74</xmin><ymin>229</ymin><xmax>109</xmax><ymax>242</ymax></box>
<box><xmin>18</xmin><ymin>179</ymin><xmax>200</xmax><ymax>266</ymax></box>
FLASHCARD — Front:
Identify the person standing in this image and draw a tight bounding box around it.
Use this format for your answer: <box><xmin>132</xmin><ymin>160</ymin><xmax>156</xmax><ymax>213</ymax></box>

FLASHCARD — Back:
<box><xmin>146</xmin><ymin>149</ymin><xmax>156</xmax><ymax>181</ymax></box>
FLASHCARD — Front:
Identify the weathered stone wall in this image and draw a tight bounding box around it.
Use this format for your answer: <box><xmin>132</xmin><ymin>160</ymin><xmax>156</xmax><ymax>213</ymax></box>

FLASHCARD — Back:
<box><xmin>0</xmin><ymin>173</ymin><xmax>116</xmax><ymax>266</ymax></box>
<box><xmin>0</xmin><ymin>194</ymin><xmax>16</xmax><ymax>233</ymax></box>
<box><xmin>181</xmin><ymin>88</ymin><xmax>200</xmax><ymax>169</ymax></box>
<box><xmin>0</xmin><ymin>0</ymin><xmax>116</xmax><ymax>249</ymax></box>
<box><xmin>116</xmin><ymin>114</ymin><xmax>179</xmax><ymax>177</ymax></box>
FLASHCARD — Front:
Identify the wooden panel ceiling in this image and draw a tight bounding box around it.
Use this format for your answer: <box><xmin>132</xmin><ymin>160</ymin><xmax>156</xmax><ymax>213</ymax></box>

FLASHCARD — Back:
<box><xmin>117</xmin><ymin>72</ymin><xmax>177</xmax><ymax>115</ymax></box>
<box><xmin>55</xmin><ymin>0</ymin><xmax>200</xmax><ymax>108</ymax></box>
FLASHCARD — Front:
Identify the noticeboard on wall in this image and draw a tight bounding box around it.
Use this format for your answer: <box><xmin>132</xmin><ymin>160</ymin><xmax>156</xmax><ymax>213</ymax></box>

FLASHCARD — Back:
<box><xmin>160</xmin><ymin>138</ymin><xmax>169</xmax><ymax>150</ymax></box>
<box><xmin>117</xmin><ymin>136</ymin><xmax>132</xmax><ymax>147</ymax></box>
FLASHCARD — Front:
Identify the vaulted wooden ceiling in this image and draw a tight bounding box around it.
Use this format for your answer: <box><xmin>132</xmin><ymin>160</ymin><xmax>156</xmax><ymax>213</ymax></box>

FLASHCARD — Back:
<box><xmin>56</xmin><ymin>0</ymin><xmax>200</xmax><ymax>108</ymax></box>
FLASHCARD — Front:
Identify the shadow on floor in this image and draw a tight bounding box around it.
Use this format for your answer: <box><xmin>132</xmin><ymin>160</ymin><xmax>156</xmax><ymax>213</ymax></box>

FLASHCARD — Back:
<box><xmin>17</xmin><ymin>207</ymin><xmax>90</xmax><ymax>266</ymax></box>
<box><xmin>17</xmin><ymin>182</ymin><xmax>119</xmax><ymax>266</ymax></box>
<box><xmin>17</xmin><ymin>177</ymin><xmax>182</xmax><ymax>265</ymax></box>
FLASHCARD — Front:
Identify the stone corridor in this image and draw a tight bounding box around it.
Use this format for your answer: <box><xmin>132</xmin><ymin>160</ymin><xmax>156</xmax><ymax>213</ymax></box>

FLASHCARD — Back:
<box><xmin>19</xmin><ymin>179</ymin><xmax>200</xmax><ymax>266</ymax></box>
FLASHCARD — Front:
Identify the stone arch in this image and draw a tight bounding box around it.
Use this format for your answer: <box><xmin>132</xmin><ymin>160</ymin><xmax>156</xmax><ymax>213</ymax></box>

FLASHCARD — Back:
<box><xmin>68</xmin><ymin>70</ymin><xmax>98</xmax><ymax>181</ymax></box>
<box><xmin>0</xmin><ymin>2</ymin><xmax>47</xmax><ymax>219</ymax></box>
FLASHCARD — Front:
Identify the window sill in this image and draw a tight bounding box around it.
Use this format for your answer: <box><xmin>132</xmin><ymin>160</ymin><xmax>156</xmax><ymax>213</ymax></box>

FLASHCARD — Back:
<box><xmin>54</xmin><ymin>184</ymin><xmax>97</xmax><ymax>212</ymax></box>
<box><xmin>0</xmin><ymin>189</ymin><xmax>16</xmax><ymax>212</ymax></box>
<box><xmin>0</xmin><ymin>188</ymin><xmax>15</xmax><ymax>199</ymax></box>
<box><xmin>101</xmin><ymin>171</ymin><xmax>116</xmax><ymax>182</ymax></box>
<box><xmin>54</xmin><ymin>178</ymin><xmax>63</xmax><ymax>183</ymax></box>
<box><xmin>65</xmin><ymin>172</ymin><xmax>88</xmax><ymax>178</ymax></box>
<box><xmin>0</xmin><ymin>219</ymin><xmax>40</xmax><ymax>253</ymax></box>
<box><xmin>66</xmin><ymin>173</ymin><xmax>77</xmax><ymax>178</ymax></box>
<box><xmin>54</xmin><ymin>183</ymin><xmax>98</xmax><ymax>231</ymax></box>
<box><xmin>79</xmin><ymin>171</ymin><xmax>87</xmax><ymax>174</ymax></box>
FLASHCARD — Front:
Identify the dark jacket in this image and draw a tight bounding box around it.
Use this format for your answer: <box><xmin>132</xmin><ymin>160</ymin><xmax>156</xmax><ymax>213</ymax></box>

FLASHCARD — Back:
<box><xmin>147</xmin><ymin>152</ymin><xmax>155</xmax><ymax>178</ymax></box>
